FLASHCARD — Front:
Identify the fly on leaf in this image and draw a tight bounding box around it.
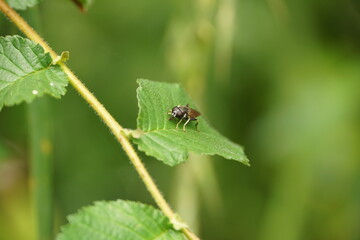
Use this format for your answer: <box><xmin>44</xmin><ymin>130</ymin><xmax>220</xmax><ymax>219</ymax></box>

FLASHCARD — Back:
<box><xmin>168</xmin><ymin>104</ymin><xmax>201</xmax><ymax>131</ymax></box>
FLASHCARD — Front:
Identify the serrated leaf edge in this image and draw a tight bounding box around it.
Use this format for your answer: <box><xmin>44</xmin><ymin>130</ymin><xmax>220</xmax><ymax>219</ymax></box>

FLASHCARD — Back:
<box><xmin>0</xmin><ymin>36</ymin><xmax>69</xmax><ymax>109</ymax></box>
<box><xmin>58</xmin><ymin>200</ymin><xmax>184</xmax><ymax>240</ymax></box>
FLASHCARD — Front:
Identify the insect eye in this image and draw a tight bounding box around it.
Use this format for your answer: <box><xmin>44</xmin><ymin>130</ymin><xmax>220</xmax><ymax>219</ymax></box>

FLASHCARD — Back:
<box><xmin>172</xmin><ymin>112</ymin><xmax>176</xmax><ymax>117</ymax></box>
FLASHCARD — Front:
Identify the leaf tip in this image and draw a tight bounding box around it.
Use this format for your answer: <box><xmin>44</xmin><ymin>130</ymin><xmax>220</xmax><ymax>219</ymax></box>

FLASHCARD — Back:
<box><xmin>136</xmin><ymin>78</ymin><xmax>147</xmax><ymax>85</ymax></box>
<box><xmin>243</xmin><ymin>157</ymin><xmax>251</xmax><ymax>166</ymax></box>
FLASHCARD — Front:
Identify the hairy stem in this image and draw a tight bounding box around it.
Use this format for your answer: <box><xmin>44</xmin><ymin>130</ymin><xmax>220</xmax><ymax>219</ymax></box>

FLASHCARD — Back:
<box><xmin>0</xmin><ymin>1</ymin><xmax>199</xmax><ymax>239</ymax></box>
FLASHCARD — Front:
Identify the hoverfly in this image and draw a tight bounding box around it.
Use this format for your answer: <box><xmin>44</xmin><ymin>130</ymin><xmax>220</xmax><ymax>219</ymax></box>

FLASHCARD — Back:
<box><xmin>168</xmin><ymin>104</ymin><xmax>201</xmax><ymax>131</ymax></box>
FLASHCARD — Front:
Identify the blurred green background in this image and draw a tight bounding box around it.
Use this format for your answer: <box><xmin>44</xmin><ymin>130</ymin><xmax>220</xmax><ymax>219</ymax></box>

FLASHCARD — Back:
<box><xmin>1</xmin><ymin>0</ymin><xmax>360</xmax><ymax>239</ymax></box>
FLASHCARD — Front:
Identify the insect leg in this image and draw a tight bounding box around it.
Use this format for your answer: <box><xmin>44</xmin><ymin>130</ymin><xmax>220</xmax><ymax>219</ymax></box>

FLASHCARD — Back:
<box><xmin>195</xmin><ymin>119</ymin><xmax>199</xmax><ymax>131</ymax></box>
<box><xmin>176</xmin><ymin>118</ymin><xmax>183</xmax><ymax>129</ymax></box>
<box><xmin>183</xmin><ymin>117</ymin><xmax>191</xmax><ymax>132</ymax></box>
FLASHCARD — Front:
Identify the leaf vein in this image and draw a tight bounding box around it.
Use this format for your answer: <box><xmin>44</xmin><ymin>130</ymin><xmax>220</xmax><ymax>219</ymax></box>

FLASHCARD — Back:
<box><xmin>85</xmin><ymin>210</ymin><xmax>149</xmax><ymax>240</ymax></box>
<box><xmin>111</xmin><ymin>203</ymin><xmax>160</xmax><ymax>237</ymax></box>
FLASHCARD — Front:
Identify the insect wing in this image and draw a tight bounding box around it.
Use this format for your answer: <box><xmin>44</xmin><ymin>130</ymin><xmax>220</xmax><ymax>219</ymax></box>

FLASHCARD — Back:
<box><xmin>188</xmin><ymin>108</ymin><xmax>201</xmax><ymax>118</ymax></box>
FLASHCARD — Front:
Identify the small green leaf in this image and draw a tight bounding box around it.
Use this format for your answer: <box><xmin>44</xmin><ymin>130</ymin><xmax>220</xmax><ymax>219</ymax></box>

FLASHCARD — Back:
<box><xmin>5</xmin><ymin>0</ymin><xmax>41</xmax><ymax>10</ymax></box>
<box><xmin>132</xmin><ymin>79</ymin><xmax>249</xmax><ymax>166</ymax></box>
<box><xmin>56</xmin><ymin>200</ymin><xmax>186</xmax><ymax>240</ymax></box>
<box><xmin>52</xmin><ymin>51</ymin><xmax>70</xmax><ymax>65</ymax></box>
<box><xmin>0</xmin><ymin>36</ymin><xmax>68</xmax><ymax>111</ymax></box>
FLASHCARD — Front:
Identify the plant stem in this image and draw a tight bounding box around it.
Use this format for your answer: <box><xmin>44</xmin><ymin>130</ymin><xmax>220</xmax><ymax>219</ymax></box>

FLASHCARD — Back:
<box><xmin>24</xmin><ymin>7</ymin><xmax>54</xmax><ymax>240</ymax></box>
<box><xmin>0</xmin><ymin>1</ymin><xmax>199</xmax><ymax>239</ymax></box>
<box><xmin>28</xmin><ymin>99</ymin><xmax>54</xmax><ymax>240</ymax></box>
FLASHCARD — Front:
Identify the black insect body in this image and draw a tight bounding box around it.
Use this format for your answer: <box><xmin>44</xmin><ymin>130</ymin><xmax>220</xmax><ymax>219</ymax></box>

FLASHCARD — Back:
<box><xmin>168</xmin><ymin>104</ymin><xmax>201</xmax><ymax>131</ymax></box>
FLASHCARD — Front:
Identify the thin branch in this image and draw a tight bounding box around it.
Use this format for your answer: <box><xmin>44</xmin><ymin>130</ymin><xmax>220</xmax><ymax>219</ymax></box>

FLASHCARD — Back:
<box><xmin>0</xmin><ymin>1</ymin><xmax>199</xmax><ymax>239</ymax></box>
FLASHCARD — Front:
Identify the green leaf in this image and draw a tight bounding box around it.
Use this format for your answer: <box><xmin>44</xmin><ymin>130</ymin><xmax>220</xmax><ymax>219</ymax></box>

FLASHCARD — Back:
<box><xmin>56</xmin><ymin>200</ymin><xmax>186</xmax><ymax>240</ymax></box>
<box><xmin>0</xmin><ymin>36</ymin><xmax>68</xmax><ymax>111</ymax></box>
<box><xmin>131</xmin><ymin>79</ymin><xmax>249</xmax><ymax>166</ymax></box>
<box><xmin>69</xmin><ymin>0</ymin><xmax>94</xmax><ymax>11</ymax></box>
<box><xmin>52</xmin><ymin>51</ymin><xmax>70</xmax><ymax>65</ymax></box>
<box><xmin>5</xmin><ymin>0</ymin><xmax>41</xmax><ymax>10</ymax></box>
